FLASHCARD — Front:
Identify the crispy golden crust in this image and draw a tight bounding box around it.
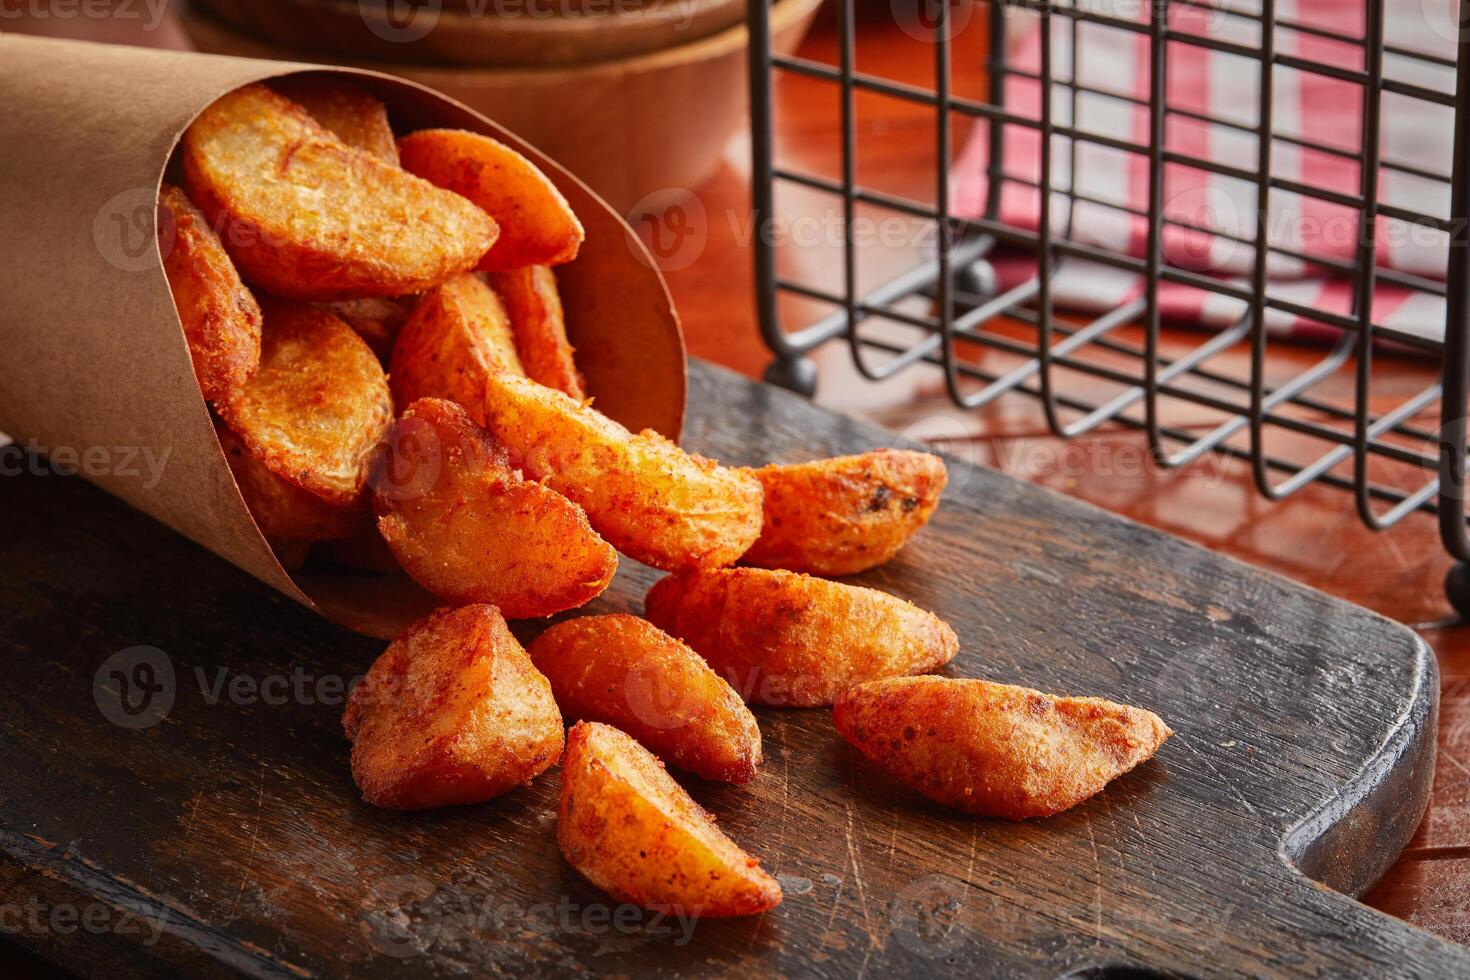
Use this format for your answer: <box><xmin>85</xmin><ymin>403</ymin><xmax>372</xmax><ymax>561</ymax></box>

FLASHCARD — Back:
<box><xmin>478</xmin><ymin>374</ymin><xmax>763</xmax><ymax>571</ymax></box>
<box><xmin>218</xmin><ymin>423</ymin><xmax>367</xmax><ymax>542</ymax></box>
<box><xmin>397</xmin><ymin>129</ymin><xmax>583</xmax><ymax>271</ymax></box>
<box><xmin>320</xmin><ymin>295</ymin><xmax>415</xmax><ymax>364</ymax></box>
<box><xmin>157</xmin><ymin>183</ymin><xmax>262</xmax><ymax>402</ymax></box>
<box><xmin>344</xmin><ymin>605</ymin><xmax>564</xmax><ymax>810</ymax></box>
<box><xmin>218</xmin><ymin>299</ymin><xmax>393</xmax><ymax>506</ymax></box>
<box><xmin>530</xmin><ymin>615</ymin><xmax>761</xmax><ymax>783</ymax></box>
<box><xmin>742</xmin><ymin>450</ymin><xmax>947</xmax><ymax>575</ymax></box>
<box><xmin>387</xmin><ymin>273</ymin><xmax>523</xmax><ymax>415</ymax></box>
<box><xmin>183</xmin><ymin>85</ymin><xmax>496</xmax><ymax>300</ymax></box>
<box><xmin>557</xmin><ymin>722</ymin><xmax>782</xmax><ymax>915</ymax></box>
<box><xmin>371</xmin><ymin>398</ymin><xmax>617</xmax><ymax>618</ymax></box>
<box><xmin>270</xmin><ymin>76</ymin><xmax>400</xmax><ymax>163</ymax></box>
<box><xmin>644</xmin><ymin>567</ymin><xmax>958</xmax><ymax>707</ymax></box>
<box><xmin>487</xmin><ymin>266</ymin><xmax>585</xmax><ymax>399</ymax></box>
<box><xmin>833</xmin><ymin>676</ymin><xmax>1172</xmax><ymax>819</ymax></box>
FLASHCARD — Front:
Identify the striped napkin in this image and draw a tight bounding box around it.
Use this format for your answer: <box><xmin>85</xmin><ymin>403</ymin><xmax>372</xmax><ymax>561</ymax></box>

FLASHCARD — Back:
<box><xmin>949</xmin><ymin>0</ymin><xmax>1460</xmax><ymax>345</ymax></box>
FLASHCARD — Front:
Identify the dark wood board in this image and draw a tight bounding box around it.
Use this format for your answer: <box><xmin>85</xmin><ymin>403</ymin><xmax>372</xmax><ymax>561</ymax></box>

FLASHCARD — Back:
<box><xmin>0</xmin><ymin>361</ymin><xmax>1464</xmax><ymax>978</ymax></box>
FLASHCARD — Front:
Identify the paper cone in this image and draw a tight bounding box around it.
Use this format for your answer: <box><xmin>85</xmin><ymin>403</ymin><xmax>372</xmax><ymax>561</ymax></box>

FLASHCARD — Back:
<box><xmin>0</xmin><ymin>35</ymin><xmax>687</xmax><ymax>638</ymax></box>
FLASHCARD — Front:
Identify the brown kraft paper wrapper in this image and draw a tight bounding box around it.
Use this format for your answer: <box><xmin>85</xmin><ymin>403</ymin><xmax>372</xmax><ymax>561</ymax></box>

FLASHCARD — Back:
<box><xmin>0</xmin><ymin>35</ymin><xmax>688</xmax><ymax>638</ymax></box>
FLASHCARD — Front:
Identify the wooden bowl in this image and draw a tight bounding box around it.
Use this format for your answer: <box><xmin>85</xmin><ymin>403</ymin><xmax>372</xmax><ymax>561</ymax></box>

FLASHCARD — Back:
<box><xmin>190</xmin><ymin>0</ymin><xmax>750</xmax><ymax>67</ymax></box>
<box><xmin>179</xmin><ymin>0</ymin><xmax>824</xmax><ymax>213</ymax></box>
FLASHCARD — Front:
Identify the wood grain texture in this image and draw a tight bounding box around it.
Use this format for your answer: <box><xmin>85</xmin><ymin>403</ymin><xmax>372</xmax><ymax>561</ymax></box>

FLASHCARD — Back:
<box><xmin>0</xmin><ymin>362</ymin><xmax>1462</xmax><ymax>978</ymax></box>
<box><xmin>2</xmin><ymin>0</ymin><xmax>1467</xmax><ymax>960</ymax></box>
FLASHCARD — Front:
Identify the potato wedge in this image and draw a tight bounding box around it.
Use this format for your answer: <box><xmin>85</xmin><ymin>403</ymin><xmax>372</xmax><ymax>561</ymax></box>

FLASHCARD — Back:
<box><xmin>833</xmin><ymin>676</ymin><xmax>1172</xmax><ymax>819</ymax></box>
<box><xmin>371</xmin><ymin>398</ymin><xmax>617</xmax><ymax>618</ymax></box>
<box><xmin>487</xmin><ymin>266</ymin><xmax>585</xmax><ymax>399</ymax></box>
<box><xmin>183</xmin><ymin>84</ymin><xmax>496</xmax><ymax>300</ymax></box>
<box><xmin>398</xmin><ymin>129</ymin><xmax>583</xmax><ymax>271</ymax></box>
<box><xmin>157</xmin><ymin>183</ymin><xmax>262</xmax><ymax>402</ymax></box>
<box><xmin>218</xmin><ymin>423</ymin><xmax>367</xmax><ymax>542</ymax></box>
<box><xmin>218</xmin><ymin>299</ymin><xmax>393</xmax><ymax>506</ymax></box>
<box><xmin>530</xmin><ymin>615</ymin><xmax>761</xmax><ymax>783</ymax></box>
<box><xmin>271</xmin><ymin>76</ymin><xmax>399</xmax><ymax>163</ymax></box>
<box><xmin>558</xmin><ymin>722</ymin><xmax>782</xmax><ymax>915</ymax></box>
<box><xmin>321</xmin><ymin>295</ymin><xmax>415</xmax><ymax>364</ymax></box>
<box><xmin>387</xmin><ymin>273</ymin><xmax>524</xmax><ymax>415</ymax></box>
<box><xmin>479</xmin><ymin>374</ymin><xmax>763</xmax><ymax>570</ymax></box>
<box><xmin>742</xmin><ymin>449</ymin><xmax>947</xmax><ymax>575</ymax></box>
<box><xmin>344</xmin><ymin>605</ymin><xmax>564</xmax><ymax>810</ymax></box>
<box><xmin>645</xmin><ymin>567</ymin><xmax>958</xmax><ymax>707</ymax></box>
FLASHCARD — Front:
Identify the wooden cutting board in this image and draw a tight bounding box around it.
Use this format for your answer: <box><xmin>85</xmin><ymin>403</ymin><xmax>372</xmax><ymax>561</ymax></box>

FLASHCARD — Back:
<box><xmin>0</xmin><ymin>361</ymin><xmax>1464</xmax><ymax>978</ymax></box>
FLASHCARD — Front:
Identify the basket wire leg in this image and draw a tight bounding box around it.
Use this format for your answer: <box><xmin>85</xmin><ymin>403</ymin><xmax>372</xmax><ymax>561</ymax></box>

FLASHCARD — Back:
<box><xmin>1443</xmin><ymin>14</ymin><xmax>1470</xmax><ymax>615</ymax></box>
<box><xmin>1140</xmin><ymin>0</ymin><xmax>1169</xmax><ymax>464</ymax></box>
<box><xmin>1351</xmin><ymin>0</ymin><xmax>1389</xmax><ymax>529</ymax></box>
<box><xmin>1248</xmin><ymin>0</ymin><xmax>1278</xmax><ymax>496</ymax></box>
<box><xmin>748</xmin><ymin>0</ymin><xmax>818</xmax><ymax>397</ymax></box>
<box><xmin>934</xmin><ymin>0</ymin><xmax>954</xmax><ymax>378</ymax></box>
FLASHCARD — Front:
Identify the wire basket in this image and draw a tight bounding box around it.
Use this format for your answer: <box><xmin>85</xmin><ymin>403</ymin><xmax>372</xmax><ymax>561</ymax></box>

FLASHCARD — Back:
<box><xmin>745</xmin><ymin>0</ymin><xmax>1470</xmax><ymax>608</ymax></box>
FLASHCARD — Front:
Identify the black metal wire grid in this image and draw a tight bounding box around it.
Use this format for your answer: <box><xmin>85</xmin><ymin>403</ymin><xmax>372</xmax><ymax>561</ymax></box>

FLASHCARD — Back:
<box><xmin>746</xmin><ymin>0</ymin><xmax>1470</xmax><ymax>604</ymax></box>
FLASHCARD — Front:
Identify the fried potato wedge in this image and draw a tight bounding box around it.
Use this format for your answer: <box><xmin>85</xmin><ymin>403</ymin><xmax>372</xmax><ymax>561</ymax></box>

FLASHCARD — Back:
<box><xmin>183</xmin><ymin>84</ymin><xmax>496</xmax><ymax>300</ymax></box>
<box><xmin>321</xmin><ymin>295</ymin><xmax>415</xmax><ymax>364</ymax></box>
<box><xmin>530</xmin><ymin>615</ymin><xmax>761</xmax><ymax>783</ymax></box>
<box><xmin>270</xmin><ymin>76</ymin><xmax>400</xmax><ymax>163</ymax></box>
<box><xmin>833</xmin><ymin>676</ymin><xmax>1171</xmax><ymax>819</ymax></box>
<box><xmin>218</xmin><ymin>423</ymin><xmax>367</xmax><ymax>542</ymax></box>
<box><xmin>487</xmin><ymin>266</ymin><xmax>585</xmax><ymax>399</ymax></box>
<box><xmin>742</xmin><ymin>449</ymin><xmax>948</xmax><ymax>575</ymax></box>
<box><xmin>344</xmin><ymin>605</ymin><xmax>564</xmax><ymax>810</ymax></box>
<box><xmin>372</xmin><ymin>398</ymin><xmax>617</xmax><ymax>618</ymax></box>
<box><xmin>479</xmin><ymin>374</ymin><xmax>763</xmax><ymax>570</ymax></box>
<box><xmin>387</xmin><ymin>273</ymin><xmax>524</xmax><ymax>414</ymax></box>
<box><xmin>645</xmin><ymin>567</ymin><xmax>958</xmax><ymax>707</ymax></box>
<box><xmin>398</xmin><ymin>129</ymin><xmax>584</xmax><ymax>271</ymax></box>
<box><xmin>157</xmin><ymin>183</ymin><xmax>262</xmax><ymax>402</ymax></box>
<box><xmin>218</xmin><ymin>299</ymin><xmax>393</xmax><ymax>506</ymax></box>
<box><xmin>558</xmin><ymin>722</ymin><xmax>782</xmax><ymax>915</ymax></box>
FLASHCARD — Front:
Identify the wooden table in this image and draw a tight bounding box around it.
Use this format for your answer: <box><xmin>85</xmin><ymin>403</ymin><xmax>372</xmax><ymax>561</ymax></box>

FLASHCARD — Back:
<box><xmin>2</xmin><ymin>361</ymin><xmax>1466</xmax><ymax>977</ymax></box>
<box><xmin>3</xmin><ymin>0</ymin><xmax>1466</xmax><ymax>953</ymax></box>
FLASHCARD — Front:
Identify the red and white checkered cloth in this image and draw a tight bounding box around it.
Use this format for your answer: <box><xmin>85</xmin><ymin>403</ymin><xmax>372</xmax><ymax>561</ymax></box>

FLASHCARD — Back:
<box><xmin>949</xmin><ymin>0</ymin><xmax>1460</xmax><ymax>345</ymax></box>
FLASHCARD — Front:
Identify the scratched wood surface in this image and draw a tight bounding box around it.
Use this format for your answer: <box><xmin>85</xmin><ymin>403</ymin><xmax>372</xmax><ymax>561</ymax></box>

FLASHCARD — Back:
<box><xmin>0</xmin><ymin>360</ymin><xmax>1464</xmax><ymax>978</ymax></box>
<box><xmin>3</xmin><ymin>0</ymin><xmax>1467</xmax><ymax>959</ymax></box>
<box><xmin>8</xmin><ymin>0</ymin><xmax>1465</xmax><ymax>945</ymax></box>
